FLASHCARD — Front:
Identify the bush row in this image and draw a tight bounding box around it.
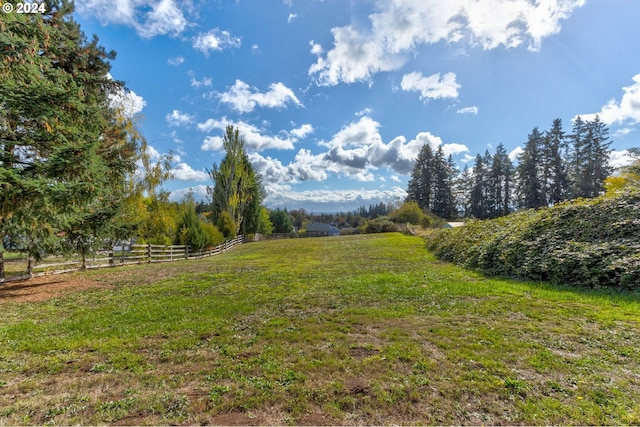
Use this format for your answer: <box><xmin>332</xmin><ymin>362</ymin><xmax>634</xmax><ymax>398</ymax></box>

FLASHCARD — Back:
<box><xmin>426</xmin><ymin>191</ymin><xmax>640</xmax><ymax>289</ymax></box>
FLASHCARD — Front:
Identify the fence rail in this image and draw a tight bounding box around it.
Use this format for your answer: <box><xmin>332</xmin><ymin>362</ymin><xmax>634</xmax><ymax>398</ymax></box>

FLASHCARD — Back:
<box><xmin>0</xmin><ymin>236</ymin><xmax>246</xmax><ymax>284</ymax></box>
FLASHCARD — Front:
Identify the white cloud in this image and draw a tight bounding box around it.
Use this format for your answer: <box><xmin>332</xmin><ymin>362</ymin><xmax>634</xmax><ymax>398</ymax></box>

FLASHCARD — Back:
<box><xmin>355</xmin><ymin>108</ymin><xmax>374</xmax><ymax>117</ymax></box>
<box><xmin>193</xmin><ymin>29</ymin><xmax>241</xmax><ymax>56</ymax></box>
<box><xmin>610</xmin><ymin>150</ymin><xmax>636</xmax><ymax>169</ymax></box>
<box><xmin>77</xmin><ymin>0</ymin><xmax>188</xmax><ymax>38</ymax></box>
<box><xmin>189</xmin><ymin>72</ymin><xmax>213</xmax><ymax>88</ymax></box>
<box><xmin>509</xmin><ymin>146</ymin><xmax>524</xmax><ymax>162</ymax></box>
<box><xmin>201</xmin><ymin>136</ymin><xmax>224</xmax><ymax>152</ymax></box>
<box><xmin>249</xmin><ymin>117</ymin><xmax>469</xmax><ymax>182</ymax></box>
<box><xmin>198</xmin><ymin>118</ymin><xmax>307</xmax><ymax>151</ymax></box>
<box><xmin>309</xmin><ymin>40</ymin><xmax>324</xmax><ymax>55</ymax></box>
<box><xmin>288</xmin><ymin>13</ymin><xmax>297</xmax><ymax>23</ymax></box>
<box><xmin>577</xmin><ymin>74</ymin><xmax>640</xmax><ymax>127</ymax></box>
<box><xmin>166</xmin><ymin>109</ymin><xmax>194</xmax><ymax>127</ymax></box>
<box><xmin>457</xmin><ymin>106</ymin><xmax>479</xmax><ymax>115</ymax></box>
<box><xmin>168</xmin><ymin>56</ymin><xmax>185</xmax><ymax>66</ymax></box>
<box><xmin>218</xmin><ymin>80</ymin><xmax>302</xmax><ymax>113</ymax></box>
<box><xmin>170</xmin><ymin>163</ymin><xmax>209</xmax><ymax>181</ymax></box>
<box><xmin>401</xmin><ymin>71</ymin><xmax>460</xmax><ymax>102</ymax></box>
<box><xmin>290</xmin><ymin>124</ymin><xmax>314</xmax><ymax>139</ymax></box>
<box><xmin>107</xmin><ymin>74</ymin><xmax>146</xmax><ymax>117</ymax></box>
<box><xmin>169</xmin><ymin>185</ymin><xmax>209</xmax><ymax>203</ymax></box>
<box><xmin>309</xmin><ymin>0</ymin><xmax>584</xmax><ymax>86</ymax></box>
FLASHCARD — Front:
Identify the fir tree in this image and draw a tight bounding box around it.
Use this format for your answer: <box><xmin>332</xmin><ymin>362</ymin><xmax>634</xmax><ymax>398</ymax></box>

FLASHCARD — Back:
<box><xmin>516</xmin><ymin>128</ymin><xmax>545</xmax><ymax>209</ymax></box>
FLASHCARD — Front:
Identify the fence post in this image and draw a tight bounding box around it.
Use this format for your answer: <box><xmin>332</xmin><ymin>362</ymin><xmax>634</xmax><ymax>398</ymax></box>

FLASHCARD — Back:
<box><xmin>109</xmin><ymin>249</ymin><xmax>114</xmax><ymax>267</ymax></box>
<box><xmin>147</xmin><ymin>243</ymin><xmax>152</xmax><ymax>263</ymax></box>
<box><xmin>185</xmin><ymin>245</ymin><xmax>189</xmax><ymax>260</ymax></box>
<box><xmin>0</xmin><ymin>251</ymin><xmax>4</xmax><ymax>279</ymax></box>
<box><xmin>27</xmin><ymin>257</ymin><xmax>34</xmax><ymax>278</ymax></box>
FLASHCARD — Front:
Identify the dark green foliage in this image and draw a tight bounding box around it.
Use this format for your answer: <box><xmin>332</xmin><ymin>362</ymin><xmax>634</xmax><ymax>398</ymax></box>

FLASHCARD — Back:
<box><xmin>208</xmin><ymin>126</ymin><xmax>265</xmax><ymax>236</ymax></box>
<box><xmin>174</xmin><ymin>207</ymin><xmax>208</xmax><ymax>250</ymax></box>
<box><xmin>427</xmin><ymin>191</ymin><xmax>640</xmax><ymax>289</ymax></box>
<box><xmin>269</xmin><ymin>209</ymin><xmax>293</xmax><ymax>233</ymax></box>
<box><xmin>406</xmin><ymin>144</ymin><xmax>457</xmax><ymax>218</ymax></box>
<box><xmin>0</xmin><ymin>2</ymin><xmax>139</xmax><ymax>259</ymax></box>
<box><xmin>216</xmin><ymin>211</ymin><xmax>237</xmax><ymax>239</ymax></box>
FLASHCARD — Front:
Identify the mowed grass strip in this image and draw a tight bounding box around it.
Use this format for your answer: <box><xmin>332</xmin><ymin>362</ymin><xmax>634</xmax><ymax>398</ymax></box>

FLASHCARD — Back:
<box><xmin>0</xmin><ymin>233</ymin><xmax>639</xmax><ymax>425</ymax></box>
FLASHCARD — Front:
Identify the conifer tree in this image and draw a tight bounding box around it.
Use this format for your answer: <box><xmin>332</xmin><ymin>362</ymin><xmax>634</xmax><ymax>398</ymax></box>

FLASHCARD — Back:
<box><xmin>469</xmin><ymin>154</ymin><xmax>489</xmax><ymax>219</ymax></box>
<box><xmin>543</xmin><ymin>118</ymin><xmax>570</xmax><ymax>204</ymax></box>
<box><xmin>406</xmin><ymin>144</ymin><xmax>434</xmax><ymax>211</ymax></box>
<box><xmin>1</xmin><ymin>2</ymin><xmax>139</xmax><ymax>259</ymax></box>
<box><xmin>489</xmin><ymin>143</ymin><xmax>514</xmax><ymax>217</ymax></box>
<box><xmin>516</xmin><ymin>128</ymin><xmax>545</xmax><ymax>209</ymax></box>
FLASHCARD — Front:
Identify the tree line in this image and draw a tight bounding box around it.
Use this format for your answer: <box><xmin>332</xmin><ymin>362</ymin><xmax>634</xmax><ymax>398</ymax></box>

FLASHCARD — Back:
<box><xmin>406</xmin><ymin>117</ymin><xmax>614</xmax><ymax>219</ymax></box>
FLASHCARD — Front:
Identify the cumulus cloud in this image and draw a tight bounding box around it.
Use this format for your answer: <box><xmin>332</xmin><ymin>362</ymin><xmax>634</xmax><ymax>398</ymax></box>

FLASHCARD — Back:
<box><xmin>169</xmin><ymin>185</ymin><xmax>209</xmax><ymax>202</ymax></box>
<box><xmin>107</xmin><ymin>74</ymin><xmax>146</xmax><ymax>117</ymax></box>
<box><xmin>198</xmin><ymin>118</ymin><xmax>311</xmax><ymax>151</ymax></box>
<box><xmin>309</xmin><ymin>0</ymin><xmax>585</xmax><ymax>85</ymax></box>
<box><xmin>577</xmin><ymin>74</ymin><xmax>640</xmax><ymax>127</ymax></box>
<box><xmin>218</xmin><ymin>80</ymin><xmax>302</xmax><ymax>113</ymax></box>
<box><xmin>77</xmin><ymin>0</ymin><xmax>188</xmax><ymax>38</ymax></box>
<box><xmin>248</xmin><ymin>117</ymin><xmax>469</xmax><ymax>185</ymax></box>
<box><xmin>509</xmin><ymin>146</ymin><xmax>524</xmax><ymax>162</ymax></box>
<box><xmin>193</xmin><ymin>29</ymin><xmax>241</xmax><ymax>56</ymax></box>
<box><xmin>288</xmin><ymin>13</ymin><xmax>297</xmax><ymax>23</ymax></box>
<box><xmin>610</xmin><ymin>150</ymin><xmax>636</xmax><ymax>169</ymax></box>
<box><xmin>401</xmin><ymin>71</ymin><xmax>460</xmax><ymax>102</ymax></box>
<box><xmin>170</xmin><ymin>163</ymin><xmax>209</xmax><ymax>181</ymax></box>
<box><xmin>166</xmin><ymin>109</ymin><xmax>194</xmax><ymax>127</ymax></box>
<box><xmin>457</xmin><ymin>106</ymin><xmax>479</xmax><ymax>115</ymax></box>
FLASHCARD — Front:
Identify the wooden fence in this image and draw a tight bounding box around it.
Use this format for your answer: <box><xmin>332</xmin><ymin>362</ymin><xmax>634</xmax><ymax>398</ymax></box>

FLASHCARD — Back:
<box><xmin>0</xmin><ymin>236</ymin><xmax>246</xmax><ymax>284</ymax></box>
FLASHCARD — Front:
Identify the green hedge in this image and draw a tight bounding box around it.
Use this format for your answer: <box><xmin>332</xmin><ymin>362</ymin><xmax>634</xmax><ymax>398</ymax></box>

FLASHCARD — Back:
<box><xmin>426</xmin><ymin>191</ymin><xmax>640</xmax><ymax>289</ymax></box>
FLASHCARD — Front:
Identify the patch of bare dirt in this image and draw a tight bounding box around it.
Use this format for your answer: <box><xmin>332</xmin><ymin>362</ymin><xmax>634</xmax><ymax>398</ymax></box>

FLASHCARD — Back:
<box><xmin>0</xmin><ymin>273</ymin><xmax>111</xmax><ymax>304</ymax></box>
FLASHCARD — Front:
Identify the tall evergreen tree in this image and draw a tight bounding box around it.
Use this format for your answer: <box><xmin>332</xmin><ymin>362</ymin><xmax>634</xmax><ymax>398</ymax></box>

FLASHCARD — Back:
<box><xmin>516</xmin><ymin>127</ymin><xmax>545</xmax><ymax>209</ymax></box>
<box><xmin>469</xmin><ymin>153</ymin><xmax>489</xmax><ymax>219</ymax></box>
<box><xmin>543</xmin><ymin>118</ymin><xmax>570</xmax><ymax>204</ymax></box>
<box><xmin>489</xmin><ymin>143</ymin><xmax>514</xmax><ymax>217</ymax></box>
<box><xmin>569</xmin><ymin>115</ymin><xmax>613</xmax><ymax>198</ymax></box>
<box><xmin>406</xmin><ymin>144</ymin><xmax>434</xmax><ymax>212</ymax></box>
<box><xmin>1</xmin><ymin>2</ymin><xmax>140</xmax><ymax>259</ymax></box>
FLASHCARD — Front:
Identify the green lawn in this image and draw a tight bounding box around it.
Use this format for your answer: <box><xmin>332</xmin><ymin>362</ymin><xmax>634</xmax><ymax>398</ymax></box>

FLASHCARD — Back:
<box><xmin>1</xmin><ymin>233</ymin><xmax>639</xmax><ymax>425</ymax></box>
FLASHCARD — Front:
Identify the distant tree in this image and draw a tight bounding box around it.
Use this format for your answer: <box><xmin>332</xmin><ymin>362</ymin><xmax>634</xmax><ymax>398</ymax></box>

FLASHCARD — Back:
<box><xmin>569</xmin><ymin>116</ymin><xmax>613</xmax><ymax>198</ymax></box>
<box><xmin>543</xmin><ymin>118</ymin><xmax>570</xmax><ymax>204</ymax></box>
<box><xmin>516</xmin><ymin>128</ymin><xmax>545</xmax><ymax>209</ymax></box>
<box><xmin>269</xmin><ymin>209</ymin><xmax>293</xmax><ymax>233</ymax></box>
<box><xmin>406</xmin><ymin>144</ymin><xmax>435</xmax><ymax>212</ymax></box>
<box><xmin>209</xmin><ymin>126</ymin><xmax>264</xmax><ymax>235</ymax></box>
<box><xmin>174</xmin><ymin>205</ymin><xmax>208</xmax><ymax>251</ymax></box>
<box><xmin>425</xmin><ymin>145</ymin><xmax>455</xmax><ymax>218</ymax></box>
<box><xmin>488</xmin><ymin>143</ymin><xmax>514</xmax><ymax>217</ymax></box>
<box><xmin>469</xmin><ymin>153</ymin><xmax>490</xmax><ymax>218</ymax></box>
<box><xmin>454</xmin><ymin>165</ymin><xmax>474</xmax><ymax>218</ymax></box>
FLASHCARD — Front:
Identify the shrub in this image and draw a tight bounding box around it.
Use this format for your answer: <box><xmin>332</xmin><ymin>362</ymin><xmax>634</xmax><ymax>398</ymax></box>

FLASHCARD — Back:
<box><xmin>427</xmin><ymin>191</ymin><xmax>640</xmax><ymax>289</ymax></box>
<box><xmin>364</xmin><ymin>217</ymin><xmax>398</xmax><ymax>234</ymax></box>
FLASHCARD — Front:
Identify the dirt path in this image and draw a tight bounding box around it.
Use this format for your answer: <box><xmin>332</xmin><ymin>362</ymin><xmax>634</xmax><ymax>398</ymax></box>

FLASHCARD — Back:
<box><xmin>0</xmin><ymin>274</ymin><xmax>108</xmax><ymax>303</ymax></box>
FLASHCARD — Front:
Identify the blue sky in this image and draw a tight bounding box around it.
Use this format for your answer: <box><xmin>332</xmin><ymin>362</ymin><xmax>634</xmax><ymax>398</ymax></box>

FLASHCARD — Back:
<box><xmin>74</xmin><ymin>0</ymin><xmax>640</xmax><ymax>213</ymax></box>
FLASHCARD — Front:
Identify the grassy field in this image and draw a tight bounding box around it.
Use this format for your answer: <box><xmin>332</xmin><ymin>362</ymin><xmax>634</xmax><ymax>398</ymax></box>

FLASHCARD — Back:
<box><xmin>1</xmin><ymin>233</ymin><xmax>639</xmax><ymax>425</ymax></box>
